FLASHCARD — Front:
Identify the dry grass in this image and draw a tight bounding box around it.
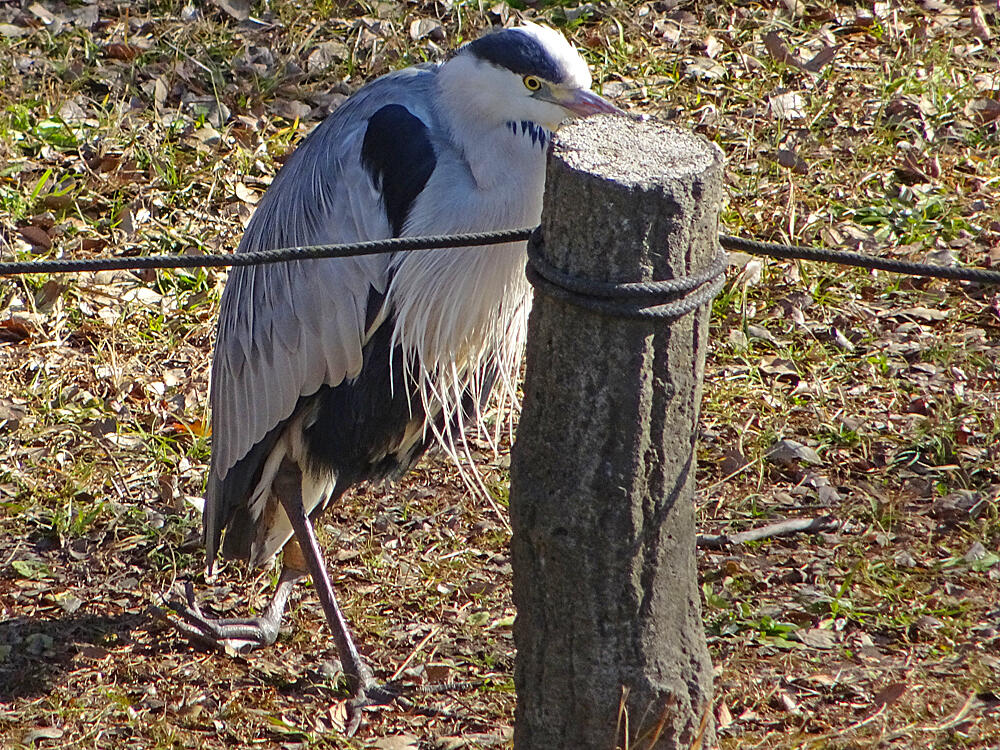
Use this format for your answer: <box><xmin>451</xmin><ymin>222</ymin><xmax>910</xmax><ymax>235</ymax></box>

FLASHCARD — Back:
<box><xmin>1</xmin><ymin>1</ymin><xmax>999</xmax><ymax>748</ymax></box>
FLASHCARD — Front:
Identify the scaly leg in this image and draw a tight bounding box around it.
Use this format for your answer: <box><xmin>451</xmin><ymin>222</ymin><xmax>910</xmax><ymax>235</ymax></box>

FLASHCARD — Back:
<box><xmin>272</xmin><ymin>458</ymin><xmax>403</xmax><ymax>734</ymax></box>
<box><xmin>165</xmin><ymin>542</ymin><xmax>307</xmax><ymax>653</ymax></box>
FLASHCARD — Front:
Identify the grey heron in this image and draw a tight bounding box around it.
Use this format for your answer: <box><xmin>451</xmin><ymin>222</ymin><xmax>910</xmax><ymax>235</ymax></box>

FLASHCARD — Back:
<box><xmin>170</xmin><ymin>23</ymin><xmax>622</xmax><ymax>729</ymax></box>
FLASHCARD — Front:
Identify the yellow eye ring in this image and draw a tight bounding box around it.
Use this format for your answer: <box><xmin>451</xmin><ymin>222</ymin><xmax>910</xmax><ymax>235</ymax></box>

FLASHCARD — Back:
<box><xmin>523</xmin><ymin>75</ymin><xmax>542</xmax><ymax>91</ymax></box>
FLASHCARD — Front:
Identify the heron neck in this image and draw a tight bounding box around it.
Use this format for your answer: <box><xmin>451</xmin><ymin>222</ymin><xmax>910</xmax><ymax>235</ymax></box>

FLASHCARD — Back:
<box><xmin>434</xmin><ymin>63</ymin><xmax>548</xmax><ymax>191</ymax></box>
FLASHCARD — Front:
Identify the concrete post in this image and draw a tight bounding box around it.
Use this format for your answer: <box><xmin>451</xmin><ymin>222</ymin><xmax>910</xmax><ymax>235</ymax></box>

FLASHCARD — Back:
<box><xmin>510</xmin><ymin>116</ymin><xmax>722</xmax><ymax>750</ymax></box>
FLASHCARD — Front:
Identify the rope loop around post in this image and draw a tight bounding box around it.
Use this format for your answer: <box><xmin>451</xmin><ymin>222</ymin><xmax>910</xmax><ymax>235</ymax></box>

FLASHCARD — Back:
<box><xmin>525</xmin><ymin>230</ymin><xmax>728</xmax><ymax>320</ymax></box>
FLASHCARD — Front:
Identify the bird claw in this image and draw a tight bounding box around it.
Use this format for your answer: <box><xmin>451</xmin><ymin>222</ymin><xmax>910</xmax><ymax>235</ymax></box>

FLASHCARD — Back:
<box><xmin>342</xmin><ymin>680</ymin><xmax>410</xmax><ymax>736</ymax></box>
<box><xmin>342</xmin><ymin>678</ymin><xmax>484</xmax><ymax>735</ymax></box>
<box><xmin>355</xmin><ymin>680</ymin><xmax>407</xmax><ymax>707</ymax></box>
<box><xmin>155</xmin><ymin>582</ymin><xmax>280</xmax><ymax>654</ymax></box>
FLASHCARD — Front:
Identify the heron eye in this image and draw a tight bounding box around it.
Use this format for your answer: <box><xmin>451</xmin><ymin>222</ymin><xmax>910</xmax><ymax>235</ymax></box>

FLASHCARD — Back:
<box><xmin>523</xmin><ymin>76</ymin><xmax>542</xmax><ymax>91</ymax></box>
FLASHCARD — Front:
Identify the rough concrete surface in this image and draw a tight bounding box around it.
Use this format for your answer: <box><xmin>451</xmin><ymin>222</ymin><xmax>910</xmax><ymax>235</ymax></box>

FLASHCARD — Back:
<box><xmin>510</xmin><ymin>114</ymin><xmax>723</xmax><ymax>750</ymax></box>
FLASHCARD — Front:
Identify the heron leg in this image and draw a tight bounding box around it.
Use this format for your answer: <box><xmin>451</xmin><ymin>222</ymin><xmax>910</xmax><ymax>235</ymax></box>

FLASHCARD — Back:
<box><xmin>165</xmin><ymin>544</ymin><xmax>306</xmax><ymax>653</ymax></box>
<box><xmin>272</xmin><ymin>459</ymin><xmax>405</xmax><ymax>734</ymax></box>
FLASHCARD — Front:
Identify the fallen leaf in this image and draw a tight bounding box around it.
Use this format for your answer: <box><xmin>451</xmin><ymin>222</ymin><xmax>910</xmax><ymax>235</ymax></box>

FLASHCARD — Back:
<box><xmin>759</xmin><ymin>355</ymin><xmax>800</xmax><ymax>380</ymax></box>
<box><xmin>0</xmin><ymin>398</ymin><xmax>27</xmax><ymax>430</ymax></box>
<box><xmin>801</xmin><ymin>673</ymin><xmax>838</xmax><ymax>686</ymax></box>
<box><xmin>781</xmin><ymin>0</ymin><xmax>804</xmax><ymax>15</ymax></box>
<box><xmin>0</xmin><ymin>318</ymin><xmax>33</xmax><ymax>343</ymax></box>
<box><xmin>22</xmin><ymin>727</ymin><xmax>64</xmax><ymax>744</ymax></box>
<box><xmin>54</xmin><ymin>591</ymin><xmax>83</xmax><ymax>614</ymax></box>
<box><xmin>104</xmin><ymin>43</ymin><xmax>140</xmax><ymax>61</ymax></box>
<box><xmin>770</xmin><ymin>91</ymin><xmax>806</xmax><ymax>120</ymax></box>
<box><xmin>270</xmin><ymin>99</ymin><xmax>313</xmax><ymax>121</ymax></box>
<box><xmin>768</xmin><ymin>439</ymin><xmax>822</xmax><ymax>468</ymax></box>
<box><xmin>424</xmin><ymin>662</ymin><xmax>452</xmax><ymax>682</ymax></box>
<box><xmin>234</xmin><ymin>182</ymin><xmax>259</xmax><ymax>204</ymax></box>
<box><xmin>375</xmin><ymin>735</ymin><xmax>421</xmax><ymax>750</ymax></box>
<box><xmin>963</xmin><ymin>541</ymin><xmax>988</xmax><ymax>563</ymax></box>
<box><xmin>410</xmin><ymin>18</ymin><xmax>444</xmax><ymax>42</ymax></box>
<box><xmin>77</xmin><ymin>644</ymin><xmax>110</xmax><ymax>659</ymax></box>
<box><xmin>12</xmin><ymin>559</ymin><xmax>53</xmax><ymax>579</ymax></box>
<box><xmin>763</xmin><ymin>32</ymin><xmax>798</xmax><ymax>66</ymax></box>
<box><xmin>776</xmin><ymin>149</ymin><xmax>808</xmax><ymax>174</ymax></box>
<box><xmin>968</xmin><ymin>5</ymin><xmax>991</xmax><ymax>42</ymax></box>
<box><xmin>28</xmin><ymin>3</ymin><xmax>57</xmax><ymax>24</ymax></box>
<box><xmin>771</xmin><ymin>689</ymin><xmax>801</xmax><ymax>713</ymax></box>
<box><xmin>686</xmin><ymin>57</ymin><xmax>727</xmax><ymax>81</ymax></box>
<box><xmin>894</xmin><ymin>306</ymin><xmax>949</xmax><ymax>322</ymax></box>
<box><xmin>211</xmin><ymin>0</ymin><xmax>250</xmax><ymax>20</ymax></box>
<box><xmin>0</xmin><ymin>23</ymin><xmax>29</xmax><ymax>38</ymax></box>
<box><xmin>932</xmin><ymin>491</ymin><xmax>985</xmax><ymax>523</ymax></box>
<box><xmin>307</xmin><ymin>40</ymin><xmax>349</xmax><ymax>73</ymax></box>
<box><xmin>703</xmin><ymin>34</ymin><xmax>723</xmax><ymax>59</ymax></box>
<box><xmin>872</xmin><ymin>682</ymin><xmax>907</xmax><ymax>707</ymax></box>
<box><xmin>803</xmin><ymin>45</ymin><xmax>837</xmax><ymax>72</ymax></box>
<box><xmin>895</xmin><ymin>550</ymin><xmax>918</xmax><ymax>568</ymax></box>
<box><xmin>797</xmin><ymin>627</ymin><xmax>838</xmax><ymax>649</ymax></box>
<box><xmin>965</xmin><ymin>98</ymin><xmax>1000</xmax><ymax>124</ymax></box>
<box><xmin>716</xmin><ymin>699</ymin><xmax>733</xmax><ymax>729</ymax></box>
<box><xmin>19</xmin><ymin>225</ymin><xmax>52</xmax><ymax>250</ymax></box>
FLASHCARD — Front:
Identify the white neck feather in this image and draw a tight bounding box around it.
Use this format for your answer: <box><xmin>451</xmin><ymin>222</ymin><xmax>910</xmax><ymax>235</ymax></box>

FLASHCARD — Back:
<box><xmin>384</xmin><ymin>56</ymin><xmax>551</xmax><ymax>468</ymax></box>
<box><xmin>434</xmin><ymin>55</ymin><xmax>551</xmax><ymax>189</ymax></box>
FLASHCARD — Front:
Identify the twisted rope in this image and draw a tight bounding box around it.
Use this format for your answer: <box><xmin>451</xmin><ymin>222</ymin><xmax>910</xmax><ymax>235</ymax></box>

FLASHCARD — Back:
<box><xmin>525</xmin><ymin>232</ymin><xmax>727</xmax><ymax>320</ymax></box>
<box><xmin>720</xmin><ymin>234</ymin><xmax>1000</xmax><ymax>285</ymax></box>
<box><xmin>2</xmin><ymin>228</ymin><xmax>997</xmax><ymax>287</ymax></box>
<box><xmin>0</xmin><ymin>229</ymin><xmax>534</xmax><ymax>276</ymax></box>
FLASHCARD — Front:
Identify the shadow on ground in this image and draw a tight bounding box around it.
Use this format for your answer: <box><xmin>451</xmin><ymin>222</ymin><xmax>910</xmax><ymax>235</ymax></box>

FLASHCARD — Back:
<box><xmin>0</xmin><ymin>611</ymin><xmax>145</xmax><ymax>703</ymax></box>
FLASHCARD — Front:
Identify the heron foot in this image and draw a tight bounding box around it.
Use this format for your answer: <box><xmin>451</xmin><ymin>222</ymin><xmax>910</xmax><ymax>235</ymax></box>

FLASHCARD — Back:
<box><xmin>342</xmin><ymin>677</ymin><xmax>483</xmax><ymax>735</ymax></box>
<box><xmin>158</xmin><ymin>581</ymin><xmax>286</xmax><ymax>654</ymax></box>
<box><xmin>342</xmin><ymin>679</ymin><xmax>406</xmax><ymax>735</ymax></box>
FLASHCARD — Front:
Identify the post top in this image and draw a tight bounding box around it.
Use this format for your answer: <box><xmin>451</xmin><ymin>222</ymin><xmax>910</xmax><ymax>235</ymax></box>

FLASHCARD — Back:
<box><xmin>554</xmin><ymin>115</ymin><xmax>719</xmax><ymax>186</ymax></box>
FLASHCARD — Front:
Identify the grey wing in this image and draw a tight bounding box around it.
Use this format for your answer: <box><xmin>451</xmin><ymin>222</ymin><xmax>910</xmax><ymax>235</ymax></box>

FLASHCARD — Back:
<box><xmin>210</xmin><ymin>132</ymin><xmax>390</xmax><ymax>479</ymax></box>
<box><xmin>203</xmin><ymin>70</ymin><xmax>439</xmax><ymax>558</ymax></box>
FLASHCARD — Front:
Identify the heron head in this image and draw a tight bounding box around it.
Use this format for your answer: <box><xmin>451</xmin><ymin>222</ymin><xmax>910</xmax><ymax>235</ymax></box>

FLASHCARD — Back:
<box><xmin>442</xmin><ymin>23</ymin><xmax>623</xmax><ymax>132</ymax></box>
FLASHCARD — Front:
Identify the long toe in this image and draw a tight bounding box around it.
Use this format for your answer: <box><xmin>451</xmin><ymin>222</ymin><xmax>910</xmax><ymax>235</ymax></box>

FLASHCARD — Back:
<box><xmin>343</xmin><ymin>677</ymin><xmax>481</xmax><ymax>735</ymax></box>
<box><xmin>158</xmin><ymin>584</ymin><xmax>283</xmax><ymax>654</ymax></box>
<box><xmin>342</xmin><ymin>679</ymin><xmax>405</xmax><ymax>736</ymax></box>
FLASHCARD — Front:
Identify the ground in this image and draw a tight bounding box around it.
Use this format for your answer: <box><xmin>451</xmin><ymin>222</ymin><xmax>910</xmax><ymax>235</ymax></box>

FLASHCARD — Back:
<box><xmin>1</xmin><ymin>1</ymin><xmax>999</xmax><ymax>748</ymax></box>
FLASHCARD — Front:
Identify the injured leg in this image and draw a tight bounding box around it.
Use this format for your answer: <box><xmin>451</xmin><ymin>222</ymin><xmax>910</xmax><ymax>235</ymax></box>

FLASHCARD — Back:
<box><xmin>164</xmin><ymin>541</ymin><xmax>307</xmax><ymax>653</ymax></box>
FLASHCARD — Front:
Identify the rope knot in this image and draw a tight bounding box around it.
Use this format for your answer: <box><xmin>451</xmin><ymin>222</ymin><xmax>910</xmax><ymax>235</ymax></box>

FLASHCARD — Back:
<box><xmin>524</xmin><ymin>230</ymin><xmax>727</xmax><ymax>320</ymax></box>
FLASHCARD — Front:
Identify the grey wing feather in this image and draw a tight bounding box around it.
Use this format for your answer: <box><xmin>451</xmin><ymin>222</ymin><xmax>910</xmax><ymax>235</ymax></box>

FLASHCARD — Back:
<box><xmin>203</xmin><ymin>67</ymin><xmax>440</xmax><ymax>558</ymax></box>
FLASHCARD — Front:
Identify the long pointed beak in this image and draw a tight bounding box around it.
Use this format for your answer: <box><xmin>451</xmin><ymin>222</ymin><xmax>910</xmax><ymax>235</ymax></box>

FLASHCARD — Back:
<box><xmin>560</xmin><ymin>88</ymin><xmax>626</xmax><ymax>118</ymax></box>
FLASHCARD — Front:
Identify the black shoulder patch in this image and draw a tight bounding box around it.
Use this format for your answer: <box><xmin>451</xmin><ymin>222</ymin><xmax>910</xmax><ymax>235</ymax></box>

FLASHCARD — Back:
<box><xmin>360</xmin><ymin>105</ymin><xmax>437</xmax><ymax>237</ymax></box>
<box><xmin>465</xmin><ymin>29</ymin><xmax>564</xmax><ymax>83</ymax></box>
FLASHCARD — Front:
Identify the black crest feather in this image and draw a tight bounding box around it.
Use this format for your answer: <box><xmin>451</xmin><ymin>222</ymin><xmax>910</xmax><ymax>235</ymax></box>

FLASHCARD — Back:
<box><xmin>464</xmin><ymin>28</ymin><xmax>565</xmax><ymax>83</ymax></box>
